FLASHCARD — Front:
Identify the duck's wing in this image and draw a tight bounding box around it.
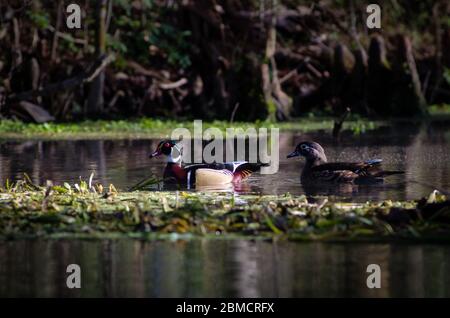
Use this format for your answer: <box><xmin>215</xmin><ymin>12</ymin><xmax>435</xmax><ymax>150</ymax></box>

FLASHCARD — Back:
<box><xmin>311</xmin><ymin>159</ymin><xmax>403</xmax><ymax>182</ymax></box>
<box><xmin>308</xmin><ymin>160</ymin><xmax>381</xmax><ymax>183</ymax></box>
<box><xmin>333</xmin><ymin>159</ymin><xmax>403</xmax><ymax>178</ymax></box>
<box><xmin>313</xmin><ymin>159</ymin><xmax>384</xmax><ymax>174</ymax></box>
<box><xmin>312</xmin><ymin>159</ymin><xmax>381</xmax><ymax>172</ymax></box>
<box><xmin>224</xmin><ymin>161</ymin><xmax>269</xmax><ymax>182</ymax></box>
<box><xmin>183</xmin><ymin>163</ymin><xmax>227</xmax><ymax>173</ymax></box>
<box><xmin>309</xmin><ymin>167</ymin><xmax>359</xmax><ymax>183</ymax></box>
<box><xmin>184</xmin><ymin>162</ymin><xmax>267</xmax><ymax>183</ymax></box>
<box><xmin>224</xmin><ymin>161</ymin><xmax>268</xmax><ymax>172</ymax></box>
<box><xmin>184</xmin><ymin>163</ymin><xmax>223</xmax><ymax>171</ymax></box>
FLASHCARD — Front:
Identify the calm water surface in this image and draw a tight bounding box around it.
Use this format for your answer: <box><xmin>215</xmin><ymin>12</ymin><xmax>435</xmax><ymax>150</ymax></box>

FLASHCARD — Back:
<box><xmin>1</xmin><ymin>122</ymin><xmax>449</xmax><ymax>201</ymax></box>
<box><xmin>1</xmin><ymin>122</ymin><xmax>450</xmax><ymax>297</ymax></box>
<box><xmin>0</xmin><ymin>239</ymin><xmax>449</xmax><ymax>297</ymax></box>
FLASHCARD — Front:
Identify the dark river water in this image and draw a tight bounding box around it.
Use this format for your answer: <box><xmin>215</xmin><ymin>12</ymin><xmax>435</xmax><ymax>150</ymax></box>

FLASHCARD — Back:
<box><xmin>1</xmin><ymin>121</ymin><xmax>449</xmax><ymax>201</ymax></box>
<box><xmin>1</xmin><ymin>239</ymin><xmax>449</xmax><ymax>297</ymax></box>
<box><xmin>0</xmin><ymin>121</ymin><xmax>449</xmax><ymax>297</ymax></box>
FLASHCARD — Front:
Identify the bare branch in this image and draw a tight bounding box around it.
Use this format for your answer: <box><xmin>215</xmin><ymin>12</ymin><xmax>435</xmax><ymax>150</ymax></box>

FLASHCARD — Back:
<box><xmin>159</xmin><ymin>78</ymin><xmax>188</xmax><ymax>90</ymax></box>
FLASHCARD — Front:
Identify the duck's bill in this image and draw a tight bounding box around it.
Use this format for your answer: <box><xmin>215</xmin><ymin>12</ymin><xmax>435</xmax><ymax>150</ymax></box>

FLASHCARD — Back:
<box><xmin>287</xmin><ymin>151</ymin><xmax>300</xmax><ymax>158</ymax></box>
<box><xmin>149</xmin><ymin>151</ymin><xmax>161</xmax><ymax>158</ymax></box>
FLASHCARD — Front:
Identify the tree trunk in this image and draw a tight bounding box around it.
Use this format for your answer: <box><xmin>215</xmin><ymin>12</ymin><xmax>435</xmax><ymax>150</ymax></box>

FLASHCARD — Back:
<box><xmin>87</xmin><ymin>0</ymin><xmax>107</xmax><ymax>116</ymax></box>
<box><xmin>366</xmin><ymin>34</ymin><xmax>393</xmax><ymax>116</ymax></box>
<box><xmin>12</xmin><ymin>18</ymin><xmax>22</xmax><ymax>68</ymax></box>
<box><xmin>261</xmin><ymin>0</ymin><xmax>292</xmax><ymax>121</ymax></box>
<box><xmin>50</xmin><ymin>0</ymin><xmax>63</xmax><ymax>63</ymax></box>
<box><xmin>261</xmin><ymin>0</ymin><xmax>277</xmax><ymax>121</ymax></box>
<box><xmin>391</xmin><ymin>35</ymin><xmax>428</xmax><ymax>116</ymax></box>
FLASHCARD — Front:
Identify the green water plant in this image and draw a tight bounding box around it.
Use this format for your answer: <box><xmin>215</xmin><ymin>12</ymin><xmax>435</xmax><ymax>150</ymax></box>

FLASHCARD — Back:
<box><xmin>0</xmin><ymin>118</ymin><xmax>383</xmax><ymax>140</ymax></box>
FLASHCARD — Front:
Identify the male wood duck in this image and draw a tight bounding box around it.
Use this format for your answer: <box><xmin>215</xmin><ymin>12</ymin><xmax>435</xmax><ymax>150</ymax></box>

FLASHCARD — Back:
<box><xmin>287</xmin><ymin>141</ymin><xmax>404</xmax><ymax>184</ymax></box>
<box><xmin>149</xmin><ymin>140</ymin><xmax>266</xmax><ymax>187</ymax></box>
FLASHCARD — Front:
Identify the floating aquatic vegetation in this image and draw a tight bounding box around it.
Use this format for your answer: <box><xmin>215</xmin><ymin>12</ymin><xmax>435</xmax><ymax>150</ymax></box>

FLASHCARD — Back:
<box><xmin>0</xmin><ymin>175</ymin><xmax>449</xmax><ymax>242</ymax></box>
<box><xmin>128</xmin><ymin>174</ymin><xmax>163</xmax><ymax>191</ymax></box>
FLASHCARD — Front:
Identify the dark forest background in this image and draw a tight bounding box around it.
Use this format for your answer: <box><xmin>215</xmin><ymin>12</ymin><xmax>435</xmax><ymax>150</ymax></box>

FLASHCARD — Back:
<box><xmin>0</xmin><ymin>0</ymin><xmax>449</xmax><ymax>123</ymax></box>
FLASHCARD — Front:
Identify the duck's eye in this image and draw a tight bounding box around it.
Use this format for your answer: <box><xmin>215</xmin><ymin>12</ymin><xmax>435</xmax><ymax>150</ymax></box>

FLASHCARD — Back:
<box><xmin>300</xmin><ymin>144</ymin><xmax>308</xmax><ymax>150</ymax></box>
<box><xmin>164</xmin><ymin>142</ymin><xmax>170</xmax><ymax>148</ymax></box>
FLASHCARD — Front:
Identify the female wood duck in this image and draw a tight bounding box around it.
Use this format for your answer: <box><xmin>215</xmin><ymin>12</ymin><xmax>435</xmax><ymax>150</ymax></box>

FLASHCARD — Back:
<box><xmin>149</xmin><ymin>140</ymin><xmax>266</xmax><ymax>187</ymax></box>
<box><xmin>287</xmin><ymin>141</ymin><xmax>404</xmax><ymax>184</ymax></box>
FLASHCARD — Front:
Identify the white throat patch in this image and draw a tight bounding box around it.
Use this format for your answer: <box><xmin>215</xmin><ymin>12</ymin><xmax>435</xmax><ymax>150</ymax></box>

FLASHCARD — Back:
<box><xmin>167</xmin><ymin>144</ymin><xmax>182</xmax><ymax>163</ymax></box>
<box><xmin>167</xmin><ymin>154</ymin><xmax>181</xmax><ymax>163</ymax></box>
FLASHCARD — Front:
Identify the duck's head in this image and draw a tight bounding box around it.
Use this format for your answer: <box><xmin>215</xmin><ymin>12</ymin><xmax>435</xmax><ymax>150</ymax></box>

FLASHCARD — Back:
<box><xmin>149</xmin><ymin>140</ymin><xmax>182</xmax><ymax>163</ymax></box>
<box><xmin>287</xmin><ymin>141</ymin><xmax>327</xmax><ymax>163</ymax></box>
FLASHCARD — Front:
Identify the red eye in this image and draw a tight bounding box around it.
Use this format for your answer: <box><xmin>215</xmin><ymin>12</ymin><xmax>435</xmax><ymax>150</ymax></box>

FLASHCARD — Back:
<box><xmin>164</xmin><ymin>142</ymin><xmax>170</xmax><ymax>148</ymax></box>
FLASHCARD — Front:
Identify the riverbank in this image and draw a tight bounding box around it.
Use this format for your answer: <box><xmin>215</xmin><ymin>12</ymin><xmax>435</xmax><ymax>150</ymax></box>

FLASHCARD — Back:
<box><xmin>0</xmin><ymin>117</ymin><xmax>377</xmax><ymax>140</ymax></box>
<box><xmin>2</xmin><ymin>107</ymin><xmax>450</xmax><ymax>140</ymax></box>
<box><xmin>1</xmin><ymin>177</ymin><xmax>449</xmax><ymax>242</ymax></box>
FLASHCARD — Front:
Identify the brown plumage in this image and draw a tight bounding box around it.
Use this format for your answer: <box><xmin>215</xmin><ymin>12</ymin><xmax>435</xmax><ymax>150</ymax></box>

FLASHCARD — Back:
<box><xmin>287</xmin><ymin>141</ymin><xmax>404</xmax><ymax>184</ymax></box>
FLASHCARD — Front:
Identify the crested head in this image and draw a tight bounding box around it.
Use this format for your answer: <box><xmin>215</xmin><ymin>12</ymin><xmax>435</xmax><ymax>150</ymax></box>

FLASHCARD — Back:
<box><xmin>287</xmin><ymin>141</ymin><xmax>327</xmax><ymax>164</ymax></box>
<box><xmin>149</xmin><ymin>140</ymin><xmax>182</xmax><ymax>163</ymax></box>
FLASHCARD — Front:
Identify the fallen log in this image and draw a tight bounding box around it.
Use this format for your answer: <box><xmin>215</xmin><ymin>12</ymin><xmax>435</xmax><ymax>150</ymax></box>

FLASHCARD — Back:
<box><xmin>10</xmin><ymin>101</ymin><xmax>55</xmax><ymax>123</ymax></box>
